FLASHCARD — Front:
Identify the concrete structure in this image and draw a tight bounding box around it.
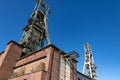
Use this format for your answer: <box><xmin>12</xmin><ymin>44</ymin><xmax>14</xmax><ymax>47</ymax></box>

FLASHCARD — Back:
<box><xmin>0</xmin><ymin>40</ymin><xmax>78</xmax><ymax>80</ymax></box>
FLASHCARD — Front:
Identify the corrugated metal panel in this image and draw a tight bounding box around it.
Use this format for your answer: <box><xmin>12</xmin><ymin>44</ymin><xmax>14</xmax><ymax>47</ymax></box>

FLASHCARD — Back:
<box><xmin>59</xmin><ymin>56</ymin><xmax>71</xmax><ymax>80</ymax></box>
<box><xmin>59</xmin><ymin>56</ymin><xmax>65</xmax><ymax>80</ymax></box>
<box><xmin>65</xmin><ymin>59</ymin><xmax>70</xmax><ymax>80</ymax></box>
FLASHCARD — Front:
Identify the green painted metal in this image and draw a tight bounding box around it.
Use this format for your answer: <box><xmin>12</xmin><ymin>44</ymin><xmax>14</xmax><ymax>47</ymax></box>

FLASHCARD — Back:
<box><xmin>20</xmin><ymin>0</ymin><xmax>51</xmax><ymax>54</ymax></box>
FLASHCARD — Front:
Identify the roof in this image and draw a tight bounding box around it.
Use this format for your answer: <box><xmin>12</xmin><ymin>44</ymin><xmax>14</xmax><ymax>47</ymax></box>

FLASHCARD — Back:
<box><xmin>77</xmin><ymin>71</ymin><xmax>92</xmax><ymax>80</ymax></box>
<box><xmin>18</xmin><ymin>43</ymin><xmax>78</xmax><ymax>62</ymax></box>
<box><xmin>2</xmin><ymin>40</ymin><xmax>78</xmax><ymax>62</ymax></box>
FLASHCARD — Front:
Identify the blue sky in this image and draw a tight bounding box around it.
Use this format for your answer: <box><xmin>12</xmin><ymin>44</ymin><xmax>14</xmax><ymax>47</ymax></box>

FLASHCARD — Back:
<box><xmin>0</xmin><ymin>0</ymin><xmax>120</xmax><ymax>80</ymax></box>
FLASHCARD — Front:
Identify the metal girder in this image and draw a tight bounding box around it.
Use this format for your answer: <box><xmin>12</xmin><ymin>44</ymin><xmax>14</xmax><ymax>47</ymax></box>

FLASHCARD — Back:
<box><xmin>20</xmin><ymin>0</ymin><xmax>51</xmax><ymax>54</ymax></box>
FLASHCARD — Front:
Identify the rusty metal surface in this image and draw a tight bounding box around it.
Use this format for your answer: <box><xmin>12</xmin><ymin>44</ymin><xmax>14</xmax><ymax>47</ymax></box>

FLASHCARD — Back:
<box><xmin>20</xmin><ymin>0</ymin><xmax>51</xmax><ymax>54</ymax></box>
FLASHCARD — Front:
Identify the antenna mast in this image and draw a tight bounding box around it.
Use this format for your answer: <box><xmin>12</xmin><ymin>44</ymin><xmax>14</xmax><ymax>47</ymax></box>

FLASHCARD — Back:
<box><xmin>82</xmin><ymin>43</ymin><xmax>97</xmax><ymax>80</ymax></box>
<box><xmin>20</xmin><ymin>0</ymin><xmax>51</xmax><ymax>54</ymax></box>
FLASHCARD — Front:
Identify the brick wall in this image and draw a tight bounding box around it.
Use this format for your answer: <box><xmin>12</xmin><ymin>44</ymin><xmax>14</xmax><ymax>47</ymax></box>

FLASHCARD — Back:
<box><xmin>5</xmin><ymin>44</ymin><xmax>78</xmax><ymax>80</ymax></box>
<box><xmin>0</xmin><ymin>41</ymin><xmax>23</xmax><ymax>80</ymax></box>
<box><xmin>9</xmin><ymin>45</ymin><xmax>52</xmax><ymax>80</ymax></box>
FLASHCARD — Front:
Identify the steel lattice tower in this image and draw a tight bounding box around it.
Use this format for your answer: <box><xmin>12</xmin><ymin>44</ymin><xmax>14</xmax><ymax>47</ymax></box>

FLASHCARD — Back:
<box><xmin>20</xmin><ymin>0</ymin><xmax>51</xmax><ymax>54</ymax></box>
<box><xmin>82</xmin><ymin>43</ymin><xmax>97</xmax><ymax>80</ymax></box>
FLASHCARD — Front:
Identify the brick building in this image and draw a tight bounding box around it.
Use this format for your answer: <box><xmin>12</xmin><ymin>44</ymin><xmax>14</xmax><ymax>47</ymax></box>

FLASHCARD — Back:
<box><xmin>0</xmin><ymin>40</ymin><xmax>79</xmax><ymax>80</ymax></box>
<box><xmin>0</xmin><ymin>0</ymin><xmax>96</xmax><ymax>80</ymax></box>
